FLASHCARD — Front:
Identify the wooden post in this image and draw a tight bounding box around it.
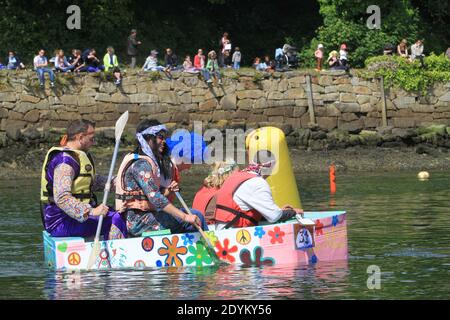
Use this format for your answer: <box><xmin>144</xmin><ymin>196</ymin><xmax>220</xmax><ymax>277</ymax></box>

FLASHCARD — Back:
<box><xmin>306</xmin><ymin>74</ymin><xmax>316</xmax><ymax>125</ymax></box>
<box><xmin>380</xmin><ymin>76</ymin><xmax>388</xmax><ymax>127</ymax></box>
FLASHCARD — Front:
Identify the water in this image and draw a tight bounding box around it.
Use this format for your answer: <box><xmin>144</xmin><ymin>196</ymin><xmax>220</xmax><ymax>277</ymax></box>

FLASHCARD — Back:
<box><xmin>1</xmin><ymin>171</ymin><xmax>450</xmax><ymax>299</ymax></box>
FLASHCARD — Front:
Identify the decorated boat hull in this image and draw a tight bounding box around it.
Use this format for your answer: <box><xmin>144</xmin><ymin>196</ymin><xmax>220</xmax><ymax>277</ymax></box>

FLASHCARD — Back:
<box><xmin>43</xmin><ymin>211</ymin><xmax>347</xmax><ymax>270</ymax></box>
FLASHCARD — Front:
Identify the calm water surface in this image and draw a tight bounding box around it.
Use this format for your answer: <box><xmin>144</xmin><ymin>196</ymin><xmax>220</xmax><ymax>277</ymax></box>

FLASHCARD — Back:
<box><xmin>1</xmin><ymin>171</ymin><xmax>449</xmax><ymax>299</ymax></box>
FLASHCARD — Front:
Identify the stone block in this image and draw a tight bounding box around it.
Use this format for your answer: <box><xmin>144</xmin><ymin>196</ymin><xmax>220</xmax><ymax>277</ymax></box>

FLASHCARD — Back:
<box><xmin>237</xmin><ymin>90</ymin><xmax>264</xmax><ymax>100</ymax></box>
<box><xmin>0</xmin><ymin>92</ymin><xmax>17</xmax><ymax>102</ymax></box>
<box><xmin>78</xmin><ymin>95</ymin><xmax>96</xmax><ymax>107</ymax></box>
<box><xmin>340</xmin><ymin>93</ymin><xmax>357</xmax><ymax>103</ymax></box>
<box><xmin>199</xmin><ymin>99</ymin><xmax>218</xmax><ymax>112</ymax></box>
<box><xmin>284</xmin><ymin>88</ymin><xmax>306</xmax><ymax>100</ymax></box>
<box><xmin>393</xmin><ymin>118</ymin><xmax>416</xmax><ymax>128</ymax></box>
<box><xmin>338</xmin><ymin>118</ymin><xmax>364</xmax><ymax>133</ymax></box>
<box><xmin>158</xmin><ymin>91</ymin><xmax>178</xmax><ymax>104</ymax></box>
<box><xmin>336</xmin><ymin>102</ymin><xmax>361</xmax><ymax>113</ymax></box>
<box><xmin>317</xmin><ymin>117</ymin><xmax>337</xmax><ymax>131</ymax></box>
<box><xmin>111</xmin><ymin>93</ymin><xmax>131</xmax><ymax>104</ymax></box>
<box><xmin>24</xmin><ymin>109</ymin><xmax>40</xmax><ymax>123</ymax></box>
<box><xmin>220</xmin><ymin>94</ymin><xmax>237</xmax><ymax>110</ymax></box>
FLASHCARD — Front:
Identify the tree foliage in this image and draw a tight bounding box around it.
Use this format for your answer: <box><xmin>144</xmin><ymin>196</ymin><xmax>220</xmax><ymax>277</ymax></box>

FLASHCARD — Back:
<box><xmin>0</xmin><ymin>0</ymin><xmax>448</xmax><ymax>69</ymax></box>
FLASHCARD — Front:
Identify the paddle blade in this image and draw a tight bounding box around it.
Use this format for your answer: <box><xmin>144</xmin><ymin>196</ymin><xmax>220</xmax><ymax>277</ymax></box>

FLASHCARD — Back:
<box><xmin>115</xmin><ymin>111</ymin><xmax>129</xmax><ymax>142</ymax></box>
<box><xmin>87</xmin><ymin>239</ymin><xmax>101</xmax><ymax>270</ymax></box>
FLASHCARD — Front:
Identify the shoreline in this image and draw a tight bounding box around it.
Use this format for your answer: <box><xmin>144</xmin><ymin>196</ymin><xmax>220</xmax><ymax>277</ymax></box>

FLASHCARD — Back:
<box><xmin>1</xmin><ymin>144</ymin><xmax>449</xmax><ymax>180</ymax></box>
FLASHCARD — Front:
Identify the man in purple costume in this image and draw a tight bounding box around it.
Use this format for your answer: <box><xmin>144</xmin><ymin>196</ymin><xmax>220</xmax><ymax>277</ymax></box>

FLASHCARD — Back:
<box><xmin>40</xmin><ymin>119</ymin><xmax>126</xmax><ymax>240</ymax></box>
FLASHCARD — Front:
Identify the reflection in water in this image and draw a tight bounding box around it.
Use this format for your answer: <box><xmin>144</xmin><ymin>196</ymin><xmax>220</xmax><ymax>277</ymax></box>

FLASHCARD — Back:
<box><xmin>2</xmin><ymin>172</ymin><xmax>450</xmax><ymax>299</ymax></box>
<box><xmin>43</xmin><ymin>261</ymin><xmax>350</xmax><ymax>300</ymax></box>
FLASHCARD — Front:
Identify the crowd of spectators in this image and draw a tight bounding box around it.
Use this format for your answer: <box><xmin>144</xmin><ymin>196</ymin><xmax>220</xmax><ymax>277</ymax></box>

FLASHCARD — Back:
<box><xmin>1</xmin><ymin>29</ymin><xmax>448</xmax><ymax>88</ymax></box>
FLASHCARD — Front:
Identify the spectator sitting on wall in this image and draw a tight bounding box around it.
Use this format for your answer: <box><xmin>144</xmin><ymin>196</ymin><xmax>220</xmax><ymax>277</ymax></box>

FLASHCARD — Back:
<box><xmin>33</xmin><ymin>49</ymin><xmax>55</xmax><ymax>88</ymax></box>
<box><xmin>183</xmin><ymin>55</ymin><xmax>199</xmax><ymax>73</ymax></box>
<box><xmin>164</xmin><ymin>48</ymin><xmax>180</xmax><ymax>73</ymax></box>
<box><xmin>223</xmin><ymin>49</ymin><xmax>232</xmax><ymax>68</ymax></box>
<box><xmin>410</xmin><ymin>39</ymin><xmax>425</xmax><ymax>67</ymax></box>
<box><xmin>142</xmin><ymin>50</ymin><xmax>165</xmax><ymax>72</ymax></box>
<box><xmin>205</xmin><ymin>50</ymin><xmax>221</xmax><ymax>85</ymax></box>
<box><xmin>5</xmin><ymin>51</ymin><xmax>25</xmax><ymax>70</ymax></box>
<box><xmin>328</xmin><ymin>50</ymin><xmax>348</xmax><ymax>71</ymax></box>
<box><xmin>194</xmin><ymin>49</ymin><xmax>206</xmax><ymax>69</ymax></box>
<box><xmin>55</xmin><ymin>49</ymin><xmax>75</xmax><ymax>73</ymax></box>
<box><xmin>397</xmin><ymin>39</ymin><xmax>409</xmax><ymax>58</ymax></box>
<box><xmin>263</xmin><ymin>55</ymin><xmax>275</xmax><ymax>72</ymax></box>
<box><xmin>80</xmin><ymin>49</ymin><xmax>104</xmax><ymax>72</ymax></box>
<box><xmin>103</xmin><ymin>46</ymin><xmax>122</xmax><ymax>85</ymax></box>
<box><xmin>383</xmin><ymin>43</ymin><xmax>395</xmax><ymax>55</ymax></box>
<box><xmin>68</xmin><ymin>49</ymin><xmax>83</xmax><ymax>72</ymax></box>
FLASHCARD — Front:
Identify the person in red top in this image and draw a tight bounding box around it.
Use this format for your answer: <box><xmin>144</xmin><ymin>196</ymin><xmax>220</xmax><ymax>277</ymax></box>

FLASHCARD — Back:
<box><xmin>192</xmin><ymin>160</ymin><xmax>239</xmax><ymax>224</ymax></box>
<box><xmin>194</xmin><ymin>49</ymin><xmax>206</xmax><ymax>69</ymax></box>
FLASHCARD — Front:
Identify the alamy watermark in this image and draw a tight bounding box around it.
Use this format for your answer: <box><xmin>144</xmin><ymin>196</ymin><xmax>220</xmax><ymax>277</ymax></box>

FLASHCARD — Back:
<box><xmin>367</xmin><ymin>265</ymin><xmax>381</xmax><ymax>289</ymax></box>
<box><xmin>66</xmin><ymin>5</ymin><xmax>81</xmax><ymax>30</ymax></box>
<box><xmin>366</xmin><ymin>5</ymin><xmax>381</xmax><ymax>29</ymax></box>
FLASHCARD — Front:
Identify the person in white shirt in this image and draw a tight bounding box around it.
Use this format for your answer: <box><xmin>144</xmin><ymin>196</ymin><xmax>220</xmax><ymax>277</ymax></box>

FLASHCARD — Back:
<box><xmin>410</xmin><ymin>39</ymin><xmax>425</xmax><ymax>67</ymax></box>
<box><xmin>33</xmin><ymin>49</ymin><xmax>55</xmax><ymax>88</ymax></box>
<box><xmin>214</xmin><ymin>151</ymin><xmax>303</xmax><ymax>230</ymax></box>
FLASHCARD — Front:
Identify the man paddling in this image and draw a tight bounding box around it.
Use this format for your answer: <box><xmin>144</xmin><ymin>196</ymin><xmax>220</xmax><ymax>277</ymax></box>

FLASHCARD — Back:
<box><xmin>115</xmin><ymin>119</ymin><xmax>208</xmax><ymax>236</ymax></box>
<box><xmin>214</xmin><ymin>150</ymin><xmax>303</xmax><ymax>230</ymax></box>
<box><xmin>40</xmin><ymin>119</ymin><xmax>127</xmax><ymax>239</ymax></box>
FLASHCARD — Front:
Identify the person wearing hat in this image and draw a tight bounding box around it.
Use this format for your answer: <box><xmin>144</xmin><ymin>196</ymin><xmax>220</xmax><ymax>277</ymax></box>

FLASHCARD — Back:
<box><xmin>142</xmin><ymin>50</ymin><xmax>165</xmax><ymax>72</ymax></box>
<box><xmin>314</xmin><ymin>44</ymin><xmax>324</xmax><ymax>71</ymax></box>
<box><xmin>115</xmin><ymin>119</ymin><xmax>208</xmax><ymax>237</ymax></box>
<box><xmin>339</xmin><ymin>43</ymin><xmax>348</xmax><ymax>67</ymax></box>
<box><xmin>127</xmin><ymin>29</ymin><xmax>142</xmax><ymax>69</ymax></box>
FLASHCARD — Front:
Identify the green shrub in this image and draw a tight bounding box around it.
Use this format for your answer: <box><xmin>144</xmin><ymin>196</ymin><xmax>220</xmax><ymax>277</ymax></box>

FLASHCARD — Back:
<box><xmin>363</xmin><ymin>54</ymin><xmax>450</xmax><ymax>93</ymax></box>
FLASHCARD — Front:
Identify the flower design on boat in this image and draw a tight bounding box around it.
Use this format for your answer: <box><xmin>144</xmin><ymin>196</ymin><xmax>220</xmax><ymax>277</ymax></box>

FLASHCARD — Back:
<box><xmin>239</xmin><ymin>246</ymin><xmax>275</xmax><ymax>267</ymax></box>
<box><xmin>268</xmin><ymin>226</ymin><xmax>285</xmax><ymax>244</ymax></box>
<box><xmin>205</xmin><ymin>231</ymin><xmax>219</xmax><ymax>246</ymax></box>
<box><xmin>315</xmin><ymin>219</ymin><xmax>324</xmax><ymax>236</ymax></box>
<box><xmin>215</xmin><ymin>238</ymin><xmax>238</xmax><ymax>263</ymax></box>
<box><xmin>186</xmin><ymin>242</ymin><xmax>213</xmax><ymax>267</ymax></box>
<box><xmin>254</xmin><ymin>226</ymin><xmax>266</xmax><ymax>239</ymax></box>
<box><xmin>181</xmin><ymin>233</ymin><xmax>195</xmax><ymax>246</ymax></box>
<box><xmin>157</xmin><ymin>236</ymin><xmax>187</xmax><ymax>267</ymax></box>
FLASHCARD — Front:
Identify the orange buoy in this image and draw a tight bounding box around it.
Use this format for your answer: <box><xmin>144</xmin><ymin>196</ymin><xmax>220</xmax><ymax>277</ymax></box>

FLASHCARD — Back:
<box><xmin>330</xmin><ymin>165</ymin><xmax>336</xmax><ymax>194</ymax></box>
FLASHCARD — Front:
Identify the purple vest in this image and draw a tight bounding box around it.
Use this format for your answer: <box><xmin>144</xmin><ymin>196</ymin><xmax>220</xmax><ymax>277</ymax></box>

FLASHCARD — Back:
<box><xmin>42</xmin><ymin>152</ymin><xmax>82</xmax><ymax>232</ymax></box>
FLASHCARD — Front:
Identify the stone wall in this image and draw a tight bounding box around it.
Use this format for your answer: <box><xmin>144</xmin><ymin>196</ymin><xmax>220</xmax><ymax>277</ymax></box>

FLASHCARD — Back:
<box><xmin>1</xmin><ymin>69</ymin><xmax>449</xmax><ymax>148</ymax></box>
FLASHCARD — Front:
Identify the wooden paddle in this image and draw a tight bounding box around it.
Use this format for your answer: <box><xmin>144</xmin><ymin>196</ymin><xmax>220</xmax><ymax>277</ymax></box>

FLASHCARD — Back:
<box><xmin>174</xmin><ymin>191</ymin><xmax>228</xmax><ymax>266</ymax></box>
<box><xmin>87</xmin><ymin>111</ymin><xmax>129</xmax><ymax>270</ymax></box>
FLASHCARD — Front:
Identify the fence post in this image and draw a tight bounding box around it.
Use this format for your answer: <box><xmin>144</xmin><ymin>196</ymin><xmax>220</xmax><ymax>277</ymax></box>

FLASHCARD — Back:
<box><xmin>306</xmin><ymin>74</ymin><xmax>316</xmax><ymax>125</ymax></box>
<box><xmin>380</xmin><ymin>76</ymin><xmax>388</xmax><ymax>127</ymax></box>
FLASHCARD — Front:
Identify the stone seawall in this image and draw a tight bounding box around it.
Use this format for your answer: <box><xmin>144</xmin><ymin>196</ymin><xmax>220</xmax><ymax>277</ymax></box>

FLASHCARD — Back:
<box><xmin>1</xmin><ymin>69</ymin><xmax>449</xmax><ymax>149</ymax></box>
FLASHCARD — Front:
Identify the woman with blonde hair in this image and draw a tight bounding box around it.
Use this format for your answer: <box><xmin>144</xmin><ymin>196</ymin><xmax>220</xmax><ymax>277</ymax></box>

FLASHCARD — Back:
<box><xmin>192</xmin><ymin>160</ymin><xmax>239</xmax><ymax>224</ymax></box>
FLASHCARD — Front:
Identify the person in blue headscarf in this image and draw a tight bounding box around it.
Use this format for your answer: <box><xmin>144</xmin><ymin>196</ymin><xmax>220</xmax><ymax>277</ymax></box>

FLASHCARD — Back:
<box><xmin>115</xmin><ymin>120</ymin><xmax>208</xmax><ymax>237</ymax></box>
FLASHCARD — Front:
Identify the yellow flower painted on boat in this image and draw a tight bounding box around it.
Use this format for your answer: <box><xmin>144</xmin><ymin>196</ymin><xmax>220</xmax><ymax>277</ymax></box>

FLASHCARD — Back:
<box><xmin>157</xmin><ymin>236</ymin><xmax>188</xmax><ymax>267</ymax></box>
<box><xmin>205</xmin><ymin>231</ymin><xmax>219</xmax><ymax>246</ymax></box>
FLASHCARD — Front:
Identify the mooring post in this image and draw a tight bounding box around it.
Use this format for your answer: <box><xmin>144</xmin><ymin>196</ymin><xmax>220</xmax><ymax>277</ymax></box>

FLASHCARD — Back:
<box><xmin>380</xmin><ymin>76</ymin><xmax>388</xmax><ymax>127</ymax></box>
<box><xmin>306</xmin><ymin>74</ymin><xmax>316</xmax><ymax>125</ymax></box>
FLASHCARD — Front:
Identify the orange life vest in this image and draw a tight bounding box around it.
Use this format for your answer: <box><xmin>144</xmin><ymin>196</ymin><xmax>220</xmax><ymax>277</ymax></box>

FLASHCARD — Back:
<box><xmin>115</xmin><ymin>153</ymin><xmax>160</xmax><ymax>213</ymax></box>
<box><xmin>192</xmin><ymin>186</ymin><xmax>219</xmax><ymax>223</ymax></box>
<box><xmin>214</xmin><ymin>171</ymin><xmax>262</xmax><ymax>228</ymax></box>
